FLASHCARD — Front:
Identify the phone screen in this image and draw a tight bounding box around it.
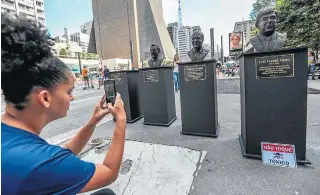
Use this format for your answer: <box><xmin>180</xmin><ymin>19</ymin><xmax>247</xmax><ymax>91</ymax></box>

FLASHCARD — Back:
<box><xmin>104</xmin><ymin>80</ymin><xmax>116</xmax><ymax>104</ymax></box>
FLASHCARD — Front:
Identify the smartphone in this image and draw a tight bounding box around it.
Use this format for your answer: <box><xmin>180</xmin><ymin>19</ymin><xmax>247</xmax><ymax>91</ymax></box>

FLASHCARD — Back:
<box><xmin>104</xmin><ymin>79</ymin><xmax>116</xmax><ymax>105</ymax></box>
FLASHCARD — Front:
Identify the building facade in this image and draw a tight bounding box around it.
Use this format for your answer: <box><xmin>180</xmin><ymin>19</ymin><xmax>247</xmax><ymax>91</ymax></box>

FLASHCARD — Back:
<box><xmin>1</xmin><ymin>0</ymin><xmax>46</xmax><ymax>27</ymax></box>
<box><xmin>90</xmin><ymin>0</ymin><xmax>175</xmax><ymax>67</ymax></box>
<box><xmin>177</xmin><ymin>26</ymin><xmax>192</xmax><ymax>62</ymax></box>
<box><xmin>70</xmin><ymin>32</ymin><xmax>90</xmax><ymax>53</ymax></box>
<box><xmin>167</xmin><ymin>22</ymin><xmax>178</xmax><ymax>53</ymax></box>
<box><xmin>233</xmin><ymin>20</ymin><xmax>254</xmax><ymax>44</ymax></box>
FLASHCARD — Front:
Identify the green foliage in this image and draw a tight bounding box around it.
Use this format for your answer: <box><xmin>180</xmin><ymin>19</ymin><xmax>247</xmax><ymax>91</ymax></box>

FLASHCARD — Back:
<box><xmin>141</xmin><ymin>59</ymin><xmax>173</xmax><ymax>68</ymax></box>
<box><xmin>251</xmin><ymin>0</ymin><xmax>274</xmax><ymax>20</ymax></box>
<box><xmin>59</xmin><ymin>48</ymin><xmax>68</xmax><ymax>56</ymax></box>
<box><xmin>162</xmin><ymin>59</ymin><xmax>174</xmax><ymax>66</ymax></box>
<box><xmin>79</xmin><ymin>52</ymin><xmax>99</xmax><ymax>59</ymax></box>
<box><xmin>250</xmin><ymin>26</ymin><xmax>259</xmax><ymax>37</ymax></box>
<box><xmin>277</xmin><ymin>0</ymin><xmax>320</xmax><ymax>51</ymax></box>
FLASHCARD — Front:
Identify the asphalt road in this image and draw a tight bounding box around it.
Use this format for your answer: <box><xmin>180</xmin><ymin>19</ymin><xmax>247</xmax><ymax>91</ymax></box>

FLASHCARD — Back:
<box><xmin>1</xmin><ymin>83</ymin><xmax>106</xmax><ymax>139</ymax></box>
<box><xmin>1</xmin><ymin>78</ymin><xmax>319</xmax><ymax>140</ymax></box>
<box><xmin>72</xmin><ymin>82</ymin><xmax>320</xmax><ymax>195</ymax></box>
<box><xmin>2</xmin><ymin>78</ymin><xmax>320</xmax><ymax>195</ymax></box>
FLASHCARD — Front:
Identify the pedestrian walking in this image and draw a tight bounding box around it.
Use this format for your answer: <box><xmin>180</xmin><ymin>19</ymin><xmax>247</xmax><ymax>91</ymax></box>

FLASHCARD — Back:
<box><xmin>98</xmin><ymin>68</ymin><xmax>104</xmax><ymax>89</ymax></box>
<box><xmin>82</xmin><ymin>65</ymin><xmax>90</xmax><ymax>89</ymax></box>
<box><xmin>103</xmin><ymin>65</ymin><xmax>110</xmax><ymax>81</ymax></box>
<box><xmin>309</xmin><ymin>51</ymin><xmax>316</xmax><ymax>80</ymax></box>
<box><xmin>173</xmin><ymin>54</ymin><xmax>180</xmax><ymax>92</ymax></box>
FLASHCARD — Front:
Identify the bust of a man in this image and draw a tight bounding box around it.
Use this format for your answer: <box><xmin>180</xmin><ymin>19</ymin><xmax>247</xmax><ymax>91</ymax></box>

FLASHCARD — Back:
<box><xmin>245</xmin><ymin>7</ymin><xmax>286</xmax><ymax>52</ymax></box>
<box><xmin>148</xmin><ymin>44</ymin><xmax>164</xmax><ymax>68</ymax></box>
<box><xmin>187</xmin><ymin>31</ymin><xmax>209</xmax><ymax>62</ymax></box>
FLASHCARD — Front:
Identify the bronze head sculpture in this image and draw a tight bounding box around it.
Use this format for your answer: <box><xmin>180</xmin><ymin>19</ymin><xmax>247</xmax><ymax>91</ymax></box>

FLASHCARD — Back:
<box><xmin>148</xmin><ymin>44</ymin><xmax>164</xmax><ymax>67</ymax></box>
<box><xmin>245</xmin><ymin>7</ymin><xmax>286</xmax><ymax>52</ymax></box>
<box><xmin>187</xmin><ymin>31</ymin><xmax>209</xmax><ymax>62</ymax></box>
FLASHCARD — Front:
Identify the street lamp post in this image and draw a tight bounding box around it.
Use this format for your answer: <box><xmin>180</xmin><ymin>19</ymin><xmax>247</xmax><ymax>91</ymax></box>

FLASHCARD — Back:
<box><xmin>78</xmin><ymin>52</ymin><xmax>82</xmax><ymax>75</ymax></box>
<box><xmin>126</xmin><ymin>0</ymin><xmax>134</xmax><ymax>69</ymax></box>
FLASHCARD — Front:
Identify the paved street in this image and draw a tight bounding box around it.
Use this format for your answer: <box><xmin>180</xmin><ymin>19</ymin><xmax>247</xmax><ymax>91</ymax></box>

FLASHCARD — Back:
<box><xmin>1</xmin><ymin>78</ymin><xmax>320</xmax><ymax>195</ymax></box>
<box><xmin>2</xmin><ymin>79</ymin><xmax>318</xmax><ymax>140</ymax></box>
<box><xmin>1</xmin><ymin>82</ymin><xmax>112</xmax><ymax>140</ymax></box>
<box><xmin>39</xmin><ymin>78</ymin><xmax>320</xmax><ymax>195</ymax></box>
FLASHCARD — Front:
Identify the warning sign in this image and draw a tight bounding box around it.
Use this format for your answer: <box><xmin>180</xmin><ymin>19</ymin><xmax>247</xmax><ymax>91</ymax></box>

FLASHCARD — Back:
<box><xmin>261</xmin><ymin>142</ymin><xmax>297</xmax><ymax>168</ymax></box>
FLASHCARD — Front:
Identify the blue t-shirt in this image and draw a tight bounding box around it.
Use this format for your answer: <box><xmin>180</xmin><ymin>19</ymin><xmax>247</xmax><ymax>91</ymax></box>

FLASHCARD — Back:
<box><xmin>1</xmin><ymin>123</ymin><xmax>96</xmax><ymax>195</ymax></box>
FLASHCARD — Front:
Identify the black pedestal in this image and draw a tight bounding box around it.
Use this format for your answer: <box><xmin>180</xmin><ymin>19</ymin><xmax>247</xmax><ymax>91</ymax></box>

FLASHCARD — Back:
<box><xmin>109</xmin><ymin>70</ymin><xmax>142</xmax><ymax>123</ymax></box>
<box><xmin>139</xmin><ymin>66</ymin><xmax>177</xmax><ymax>126</ymax></box>
<box><xmin>178</xmin><ymin>59</ymin><xmax>219</xmax><ymax>137</ymax></box>
<box><xmin>239</xmin><ymin>46</ymin><xmax>310</xmax><ymax>164</ymax></box>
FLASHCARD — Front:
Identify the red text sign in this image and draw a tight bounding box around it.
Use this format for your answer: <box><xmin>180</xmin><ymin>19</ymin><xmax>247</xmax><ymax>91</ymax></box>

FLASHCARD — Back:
<box><xmin>262</xmin><ymin>143</ymin><xmax>294</xmax><ymax>153</ymax></box>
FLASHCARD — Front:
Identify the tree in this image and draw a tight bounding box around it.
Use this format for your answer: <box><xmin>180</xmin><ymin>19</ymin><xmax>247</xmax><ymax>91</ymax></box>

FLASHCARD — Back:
<box><xmin>250</xmin><ymin>26</ymin><xmax>259</xmax><ymax>38</ymax></box>
<box><xmin>251</xmin><ymin>0</ymin><xmax>274</xmax><ymax>20</ymax></box>
<box><xmin>59</xmin><ymin>48</ymin><xmax>68</xmax><ymax>56</ymax></box>
<box><xmin>277</xmin><ymin>0</ymin><xmax>320</xmax><ymax>52</ymax></box>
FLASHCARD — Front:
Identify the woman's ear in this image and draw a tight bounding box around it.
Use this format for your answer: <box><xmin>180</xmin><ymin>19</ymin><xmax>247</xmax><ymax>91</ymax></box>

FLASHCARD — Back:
<box><xmin>37</xmin><ymin>89</ymin><xmax>52</xmax><ymax>108</ymax></box>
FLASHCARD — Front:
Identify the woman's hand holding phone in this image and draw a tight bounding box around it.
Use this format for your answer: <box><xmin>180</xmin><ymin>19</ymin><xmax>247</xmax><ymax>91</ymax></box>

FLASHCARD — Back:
<box><xmin>100</xmin><ymin>93</ymin><xmax>126</xmax><ymax>122</ymax></box>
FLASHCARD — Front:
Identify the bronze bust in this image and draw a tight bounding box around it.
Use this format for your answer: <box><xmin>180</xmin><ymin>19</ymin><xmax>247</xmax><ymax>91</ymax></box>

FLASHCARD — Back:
<box><xmin>187</xmin><ymin>31</ymin><xmax>209</xmax><ymax>62</ymax></box>
<box><xmin>148</xmin><ymin>44</ymin><xmax>164</xmax><ymax>68</ymax></box>
<box><xmin>245</xmin><ymin>7</ymin><xmax>286</xmax><ymax>52</ymax></box>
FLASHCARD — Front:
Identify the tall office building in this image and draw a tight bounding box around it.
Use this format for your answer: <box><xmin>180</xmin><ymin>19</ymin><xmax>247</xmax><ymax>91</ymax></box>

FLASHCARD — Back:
<box><xmin>1</xmin><ymin>0</ymin><xmax>46</xmax><ymax>27</ymax></box>
<box><xmin>90</xmin><ymin>0</ymin><xmax>175</xmax><ymax>67</ymax></box>
<box><xmin>177</xmin><ymin>26</ymin><xmax>193</xmax><ymax>62</ymax></box>
<box><xmin>167</xmin><ymin>22</ymin><xmax>178</xmax><ymax>52</ymax></box>
<box><xmin>233</xmin><ymin>20</ymin><xmax>254</xmax><ymax>44</ymax></box>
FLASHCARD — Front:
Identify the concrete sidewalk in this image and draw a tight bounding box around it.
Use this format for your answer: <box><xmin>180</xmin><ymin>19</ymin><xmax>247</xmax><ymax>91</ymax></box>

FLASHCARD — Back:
<box><xmin>55</xmin><ymin>92</ymin><xmax>320</xmax><ymax>195</ymax></box>
<box><xmin>308</xmin><ymin>79</ymin><xmax>320</xmax><ymax>90</ymax></box>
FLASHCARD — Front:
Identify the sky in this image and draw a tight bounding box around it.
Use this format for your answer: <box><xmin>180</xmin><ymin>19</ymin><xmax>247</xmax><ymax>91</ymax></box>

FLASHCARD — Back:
<box><xmin>44</xmin><ymin>0</ymin><xmax>255</xmax><ymax>56</ymax></box>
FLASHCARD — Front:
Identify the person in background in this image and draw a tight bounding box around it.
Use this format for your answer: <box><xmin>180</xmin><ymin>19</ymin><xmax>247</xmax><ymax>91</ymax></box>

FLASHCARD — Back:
<box><xmin>221</xmin><ymin>64</ymin><xmax>227</xmax><ymax>77</ymax></box>
<box><xmin>235</xmin><ymin>65</ymin><xmax>240</xmax><ymax>77</ymax></box>
<box><xmin>98</xmin><ymin>68</ymin><xmax>104</xmax><ymax>89</ymax></box>
<box><xmin>173</xmin><ymin>54</ymin><xmax>180</xmax><ymax>92</ymax></box>
<box><xmin>1</xmin><ymin>14</ymin><xmax>126</xmax><ymax>195</ymax></box>
<box><xmin>104</xmin><ymin>65</ymin><xmax>110</xmax><ymax>80</ymax></box>
<box><xmin>309</xmin><ymin>51</ymin><xmax>316</xmax><ymax>80</ymax></box>
<box><xmin>82</xmin><ymin>65</ymin><xmax>90</xmax><ymax>88</ymax></box>
<box><xmin>88</xmin><ymin>70</ymin><xmax>95</xmax><ymax>89</ymax></box>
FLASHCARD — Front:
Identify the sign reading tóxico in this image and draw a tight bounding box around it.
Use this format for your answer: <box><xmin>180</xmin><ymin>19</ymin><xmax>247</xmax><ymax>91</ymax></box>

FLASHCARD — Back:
<box><xmin>261</xmin><ymin>142</ymin><xmax>297</xmax><ymax>168</ymax></box>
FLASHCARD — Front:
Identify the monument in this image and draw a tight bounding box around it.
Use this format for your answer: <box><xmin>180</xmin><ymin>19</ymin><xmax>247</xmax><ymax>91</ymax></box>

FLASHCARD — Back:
<box><xmin>148</xmin><ymin>44</ymin><xmax>164</xmax><ymax>67</ymax></box>
<box><xmin>239</xmin><ymin>7</ymin><xmax>310</xmax><ymax>164</ymax></box>
<box><xmin>245</xmin><ymin>7</ymin><xmax>286</xmax><ymax>52</ymax></box>
<box><xmin>89</xmin><ymin>0</ymin><xmax>175</xmax><ymax>67</ymax></box>
<box><xmin>139</xmin><ymin>45</ymin><xmax>177</xmax><ymax>126</ymax></box>
<box><xmin>109</xmin><ymin>70</ymin><xmax>142</xmax><ymax>123</ymax></box>
<box><xmin>178</xmin><ymin>31</ymin><xmax>219</xmax><ymax>137</ymax></box>
<box><xmin>187</xmin><ymin>31</ymin><xmax>210</xmax><ymax>62</ymax></box>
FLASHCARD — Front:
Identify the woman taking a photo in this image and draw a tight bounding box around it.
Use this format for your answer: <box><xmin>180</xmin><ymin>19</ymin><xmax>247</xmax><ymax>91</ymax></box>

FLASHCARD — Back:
<box><xmin>2</xmin><ymin>14</ymin><xmax>126</xmax><ymax>195</ymax></box>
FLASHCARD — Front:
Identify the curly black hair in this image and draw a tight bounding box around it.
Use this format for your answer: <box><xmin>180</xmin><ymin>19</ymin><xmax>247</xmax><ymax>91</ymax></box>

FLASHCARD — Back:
<box><xmin>1</xmin><ymin>14</ymin><xmax>71</xmax><ymax>110</ymax></box>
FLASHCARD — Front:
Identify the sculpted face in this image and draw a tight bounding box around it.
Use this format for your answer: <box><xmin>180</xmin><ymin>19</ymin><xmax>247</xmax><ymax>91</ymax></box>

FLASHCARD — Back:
<box><xmin>192</xmin><ymin>34</ymin><xmax>203</xmax><ymax>50</ymax></box>
<box><xmin>150</xmin><ymin>46</ymin><xmax>160</xmax><ymax>59</ymax></box>
<box><xmin>258</xmin><ymin>12</ymin><xmax>277</xmax><ymax>36</ymax></box>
